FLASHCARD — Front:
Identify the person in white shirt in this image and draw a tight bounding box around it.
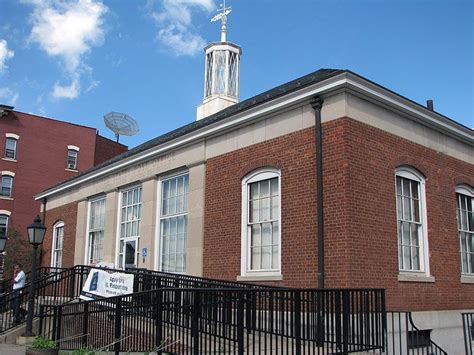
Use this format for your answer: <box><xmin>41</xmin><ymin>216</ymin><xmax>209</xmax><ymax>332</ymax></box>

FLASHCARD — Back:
<box><xmin>12</xmin><ymin>264</ymin><xmax>26</xmax><ymax>325</ymax></box>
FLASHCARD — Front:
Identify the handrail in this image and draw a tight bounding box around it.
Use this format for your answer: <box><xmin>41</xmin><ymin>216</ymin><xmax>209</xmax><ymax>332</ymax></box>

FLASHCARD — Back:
<box><xmin>407</xmin><ymin>312</ymin><xmax>447</xmax><ymax>355</ymax></box>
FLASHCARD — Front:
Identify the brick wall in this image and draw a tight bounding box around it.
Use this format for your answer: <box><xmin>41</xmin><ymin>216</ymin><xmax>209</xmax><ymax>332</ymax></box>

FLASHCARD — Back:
<box><xmin>42</xmin><ymin>201</ymin><xmax>78</xmax><ymax>268</ymax></box>
<box><xmin>203</xmin><ymin>116</ymin><xmax>474</xmax><ymax>311</ymax></box>
<box><xmin>94</xmin><ymin>134</ymin><xmax>128</xmax><ymax>165</ymax></box>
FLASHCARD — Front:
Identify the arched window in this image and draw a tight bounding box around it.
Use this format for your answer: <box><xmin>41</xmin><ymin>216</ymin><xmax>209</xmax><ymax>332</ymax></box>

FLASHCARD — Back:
<box><xmin>456</xmin><ymin>185</ymin><xmax>474</xmax><ymax>275</ymax></box>
<box><xmin>67</xmin><ymin>145</ymin><xmax>79</xmax><ymax>170</ymax></box>
<box><xmin>241</xmin><ymin>168</ymin><xmax>281</xmax><ymax>277</ymax></box>
<box><xmin>51</xmin><ymin>221</ymin><xmax>64</xmax><ymax>268</ymax></box>
<box><xmin>0</xmin><ymin>212</ymin><xmax>9</xmax><ymax>238</ymax></box>
<box><xmin>4</xmin><ymin>134</ymin><xmax>18</xmax><ymax>160</ymax></box>
<box><xmin>395</xmin><ymin>167</ymin><xmax>429</xmax><ymax>274</ymax></box>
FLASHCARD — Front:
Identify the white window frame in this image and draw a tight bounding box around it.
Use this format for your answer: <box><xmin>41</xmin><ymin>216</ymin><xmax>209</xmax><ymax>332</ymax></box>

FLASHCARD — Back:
<box><xmin>395</xmin><ymin>167</ymin><xmax>430</xmax><ymax>277</ymax></box>
<box><xmin>66</xmin><ymin>145</ymin><xmax>80</xmax><ymax>170</ymax></box>
<box><xmin>0</xmin><ymin>172</ymin><xmax>14</xmax><ymax>198</ymax></box>
<box><xmin>85</xmin><ymin>196</ymin><xmax>106</xmax><ymax>265</ymax></box>
<box><xmin>155</xmin><ymin>171</ymin><xmax>189</xmax><ymax>273</ymax></box>
<box><xmin>240</xmin><ymin>168</ymin><xmax>281</xmax><ymax>278</ymax></box>
<box><xmin>4</xmin><ymin>137</ymin><xmax>17</xmax><ymax>160</ymax></box>
<box><xmin>456</xmin><ymin>185</ymin><xmax>474</xmax><ymax>276</ymax></box>
<box><xmin>115</xmin><ymin>185</ymin><xmax>142</xmax><ymax>269</ymax></box>
<box><xmin>51</xmin><ymin>221</ymin><xmax>64</xmax><ymax>268</ymax></box>
<box><xmin>0</xmin><ymin>213</ymin><xmax>9</xmax><ymax>238</ymax></box>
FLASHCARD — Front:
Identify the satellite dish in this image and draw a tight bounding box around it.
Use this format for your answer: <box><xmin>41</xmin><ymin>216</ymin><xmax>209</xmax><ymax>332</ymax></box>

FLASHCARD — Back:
<box><xmin>104</xmin><ymin>112</ymin><xmax>139</xmax><ymax>143</ymax></box>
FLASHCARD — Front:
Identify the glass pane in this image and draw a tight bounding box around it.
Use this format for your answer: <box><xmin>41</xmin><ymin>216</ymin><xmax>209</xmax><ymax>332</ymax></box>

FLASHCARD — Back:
<box><xmin>122</xmin><ymin>191</ymin><xmax>128</xmax><ymax>206</ymax></box>
<box><xmin>411</xmin><ymin>181</ymin><xmax>419</xmax><ymax>200</ymax></box>
<box><xmin>261</xmin><ymin>223</ymin><xmax>271</xmax><ymax>246</ymax></box>
<box><xmin>176</xmin><ymin>254</ymin><xmax>184</xmax><ymax>272</ymax></box>
<box><xmin>402</xmin><ymin>222</ymin><xmax>410</xmax><ymax>245</ymax></box>
<box><xmin>251</xmin><ymin>247</ymin><xmax>261</xmax><ymax>270</ymax></box>
<box><xmin>396</xmin><ymin>176</ymin><xmax>402</xmax><ymax>195</ymax></box>
<box><xmin>260</xmin><ymin>180</ymin><xmax>270</xmax><ymax>198</ymax></box>
<box><xmin>412</xmin><ymin>247</ymin><xmax>420</xmax><ymax>270</ymax></box>
<box><xmin>170</xmin><ymin>217</ymin><xmax>177</xmax><ymax>236</ymax></box>
<box><xmin>169</xmin><ymin>197</ymin><xmax>176</xmax><ymax>215</ymax></box>
<box><xmin>271</xmin><ymin>196</ymin><xmax>279</xmax><ymax>220</ymax></box>
<box><xmin>250</xmin><ymin>200</ymin><xmax>258</xmax><ymax>223</ymax></box>
<box><xmin>396</xmin><ymin>195</ymin><xmax>403</xmax><ymax>218</ymax></box>
<box><xmin>251</xmin><ymin>225</ymin><xmax>261</xmax><ymax>246</ymax></box>
<box><xmin>411</xmin><ymin>224</ymin><xmax>419</xmax><ymax>246</ymax></box>
<box><xmin>162</xmin><ymin>180</ymin><xmax>169</xmax><ymax>200</ymax></box>
<box><xmin>402</xmin><ymin>179</ymin><xmax>410</xmax><ymax>197</ymax></box>
<box><xmin>261</xmin><ymin>246</ymin><xmax>271</xmax><ymax>269</ymax></box>
<box><xmin>403</xmin><ymin>246</ymin><xmax>411</xmax><ymax>270</ymax></box>
<box><xmin>272</xmin><ymin>222</ymin><xmax>279</xmax><ymax>245</ymax></box>
<box><xmin>250</xmin><ymin>183</ymin><xmax>259</xmax><ymax>200</ymax></box>
<box><xmin>162</xmin><ymin>255</ymin><xmax>169</xmax><ymax>272</ymax></box>
<box><xmin>272</xmin><ymin>246</ymin><xmax>279</xmax><ymax>269</ymax></box>
<box><xmin>125</xmin><ymin>241</ymin><xmax>136</xmax><ymax>267</ymax></box>
<box><xmin>403</xmin><ymin>197</ymin><xmax>411</xmax><ymax>220</ymax></box>
<box><xmin>260</xmin><ymin>197</ymin><xmax>270</xmax><ymax>221</ymax></box>
<box><xmin>413</xmin><ymin>198</ymin><xmax>420</xmax><ymax>222</ymax></box>
<box><xmin>270</xmin><ymin>178</ymin><xmax>278</xmax><ymax>196</ymax></box>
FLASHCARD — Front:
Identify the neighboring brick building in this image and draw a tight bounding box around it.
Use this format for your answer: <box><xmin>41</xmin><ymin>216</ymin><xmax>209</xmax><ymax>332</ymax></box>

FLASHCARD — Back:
<box><xmin>34</xmin><ymin>66</ymin><xmax>472</xmax><ymax>353</ymax></box>
<box><xmin>0</xmin><ymin>106</ymin><xmax>127</xmax><ymax>273</ymax></box>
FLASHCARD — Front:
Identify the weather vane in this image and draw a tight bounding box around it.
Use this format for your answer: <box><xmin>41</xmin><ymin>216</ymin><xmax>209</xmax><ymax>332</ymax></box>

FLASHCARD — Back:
<box><xmin>211</xmin><ymin>1</ymin><xmax>232</xmax><ymax>42</ymax></box>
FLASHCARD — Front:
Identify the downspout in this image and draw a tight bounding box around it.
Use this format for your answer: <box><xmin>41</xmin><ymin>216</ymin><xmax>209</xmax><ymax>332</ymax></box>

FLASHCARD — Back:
<box><xmin>311</xmin><ymin>97</ymin><xmax>325</xmax><ymax>289</ymax></box>
<box><xmin>40</xmin><ymin>197</ymin><xmax>47</xmax><ymax>266</ymax></box>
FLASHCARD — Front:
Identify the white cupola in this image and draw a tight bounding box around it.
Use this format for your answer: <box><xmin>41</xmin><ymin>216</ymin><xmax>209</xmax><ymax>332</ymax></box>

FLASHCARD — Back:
<box><xmin>196</xmin><ymin>2</ymin><xmax>241</xmax><ymax>121</ymax></box>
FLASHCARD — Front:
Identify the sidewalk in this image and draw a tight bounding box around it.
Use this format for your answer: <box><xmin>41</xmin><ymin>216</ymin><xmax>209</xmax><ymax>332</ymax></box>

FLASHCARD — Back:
<box><xmin>0</xmin><ymin>343</ymin><xmax>26</xmax><ymax>355</ymax></box>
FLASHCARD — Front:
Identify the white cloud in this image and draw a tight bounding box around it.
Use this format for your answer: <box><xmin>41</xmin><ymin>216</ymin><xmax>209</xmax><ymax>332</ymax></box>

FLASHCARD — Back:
<box><xmin>52</xmin><ymin>76</ymin><xmax>80</xmax><ymax>99</ymax></box>
<box><xmin>0</xmin><ymin>87</ymin><xmax>19</xmax><ymax>105</ymax></box>
<box><xmin>151</xmin><ymin>0</ymin><xmax>215</xmax><ymax>56</ymax></box>
<box><xmin>0</xmin><ymin>39</ymin><xmax>14</xmax><ymax>72</ymax></box>
<box><xmin>24</xmin><ymin>0</ymin><xmax>107</xmax><ymax>98</ymax></box>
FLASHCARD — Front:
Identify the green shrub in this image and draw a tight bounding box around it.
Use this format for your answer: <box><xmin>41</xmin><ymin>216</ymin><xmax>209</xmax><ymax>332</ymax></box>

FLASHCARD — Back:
<box><xmin>31</xmin><ymin>336</ymin><xmax>57</xmax><ymax>349</ymax></box>
<box><xmin>71</xmin><ymin>345</ymin><xmax>95</xmax><ymax>355</ymax></box>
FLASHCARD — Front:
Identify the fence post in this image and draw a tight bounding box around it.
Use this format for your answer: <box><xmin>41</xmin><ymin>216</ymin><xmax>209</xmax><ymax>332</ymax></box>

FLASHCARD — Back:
<box><xmin>38</xmin><ymin>305</ymin><xmax>44</xmax><ymax>335</ymax></box>
<box><xmin>114</xmin><ymin>298</ymin><xmax>122</xmax><ymax>355</ymax></box>
<box><xmin>335</xmin><ymin>290</ymin><xmax>342</xmax><ymax>350</ymax></box>
<box><xmin>192</xmin><ymin>291</ymin><xmax>200</xmax><ymax>355</ymax></box>
<box><xmin>69</xmin><ymin>271</ymin><xmax>75</xmax><ymax>299</ymax></box>
<box><xmin>155</xmin><ymin>290</ymin><xmax>163</xmax><ymax>353</ymax></box>
<box><xmin>52</xmin><ymin>306</ymin><xmax>57</xmax><ymax>341</ymax></box>
<box><xmin>342</xmin><ymin>290</ymin><xmax>350</xmax><ymax>354</ymax></box>
<box><xmin>82</xmin><ymin>303</ymin><xmax>89</xmax><ymax>347</ymax></box>
<box><xmin>237</xmin><ymin>292</ymin><xmax>244</xmax><ymax>355</ymax></box>
<box><xmin>294</xmin><ymin>291</ymin><xmax>302</xmax><ymax>354</ymax></box>
<box><xmin>56</xmin><ymin>307</ymin><xmax>62</xmax><ymax>346</ymax></box>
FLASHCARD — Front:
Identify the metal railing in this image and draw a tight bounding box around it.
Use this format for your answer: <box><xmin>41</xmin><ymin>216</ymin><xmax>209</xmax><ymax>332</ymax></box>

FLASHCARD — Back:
<box><xmin>463</xmin><ymin>312</ymin><xmax>474</xmax><ymax>355</ymax></box>
<box><xmin>367</xmin><ymin>311</ymin><xmax>447</xmax><ymax>354</ymax></box>
<box><xmin>39</xmin><ymin>287</ymin><xmax>386</xmax><ymax>354</ymax></box>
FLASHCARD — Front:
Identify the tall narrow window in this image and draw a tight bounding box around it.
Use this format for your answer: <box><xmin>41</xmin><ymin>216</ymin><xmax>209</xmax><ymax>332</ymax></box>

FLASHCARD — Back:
<box><xmin>395</xmin><ymin>167</ymin><xmax>428</xmax><ymax>273</ymax></box>
<box><xmin>67</xmin><ymin>149</ymin><xmax>78</xmax><ymax>170</ymax></box>
<box><xmin>159</xmin><ymin>173</ymin><xmax>189</xmax><ymax>273</ymax></box>
<box><xmin>87</xmin><ymin>197</ymin><xmax>106</xmax><ymax>265</ymax></box>
<box><xmin>456</xmin><ymin>186</ymin><xmax>474</xmax><ymax>275</ymax></box>
<box><xmin>52</xmin><ymin>221</ymin><xmax>64</xmax><ymax>268</ymax></box>
<box><xmin>4</xmin><ymin>138</ymin><xmax>17</xmax><ymax>160</ymax></box>
<box><xmin>1</xmin><ymin>174</ymin><xmax>13</xmax><ymax>197</ymax></box>
<box><xmin>0</xmin><ymin>214</ymin><xmax>9</xmax><ymax>238</ymax></box>
<box><xmin>118</xmin><ymin>186</ymin><xmax>141</xmax><ymax>269</ymax></box>
<box><xmin>241</xmin><ymin>169</ymin><xmax>281</xmax><ymax>276</ymax></box>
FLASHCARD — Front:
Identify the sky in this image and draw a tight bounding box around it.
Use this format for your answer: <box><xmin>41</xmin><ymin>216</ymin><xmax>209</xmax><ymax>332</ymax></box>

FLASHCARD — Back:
<box><xmin>0</xmin><ymin>0</ymin><xmax>472</xmax><ymax>148</ymax></box>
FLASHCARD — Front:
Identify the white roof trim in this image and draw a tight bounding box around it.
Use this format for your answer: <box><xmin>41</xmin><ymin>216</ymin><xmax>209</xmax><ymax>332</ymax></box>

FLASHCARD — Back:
<box><xmin>36</xmin><ymin>73</ymin><xmax>473</xmax><ymax>200</ymax></box>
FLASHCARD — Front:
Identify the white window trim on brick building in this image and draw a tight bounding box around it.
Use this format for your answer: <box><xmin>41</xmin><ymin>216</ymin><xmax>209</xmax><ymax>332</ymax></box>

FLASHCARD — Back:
<box><xmin>51</xmin><ymin>221</ymin><xmax>64</xmax><ymax>268</ymax></box>
<box><xmin>4</xmin><ymin>134</ymin><xmax>18</xmax><ymax>161</ymax></box>
<box><xmin>395</xmin><ymin>167</ymin><xmax>433</xmax><ymax>282</ymax></box>
<box><xmin>156</xmin><ymin>172</ymin><xmax>189</xmax><ymax>273</ymax></box>
<box><xmin>0</xmin><ymin>171</ymin><xmax>14</xmax><ymax>198</ymax></box>
<box><xmin>239</xmin><ymin>168</ymin><xmax>282</xmax><ymax>280</ymax></box>
<box><xmin>67</xmin><ymin>145</ymin><xmax>80</xmax><ymax>171</ymax></box>
<box><xmin>0</xmin><ymin>211</ymin><xmax>10</xmax><ymax>237</ymax></box>
<box><xmin>85</xmin><ymin>196</ymin><xmax>106</xmax><ymax>265</ymax></box>
<box><xmin>116</xmin><ymin>185</ymin><xmax>142</xmax><ymax>269</ymax></box>
<box><xmin>456</xmin><ymin>185</ymin><xmax>474</xmax><ymax>283</ymax></box>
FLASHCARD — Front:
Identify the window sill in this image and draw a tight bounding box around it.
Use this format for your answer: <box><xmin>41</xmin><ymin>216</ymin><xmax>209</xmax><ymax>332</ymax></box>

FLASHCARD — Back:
<box><xmin>65</xmin><ymin>168</ymin><xmax>78</xmax><ymax>173</ymax></box>
<box><xmin>460</xmin><ymin>275</ymin><xmax>474</xmax><ymax>284</ymax></box>
<box><xmin>0</xmin><ymin>196</ymin><xmax>13</xmax><ymax>201</ymax></box>
<box><xmin>398</xmin><ymin>273</ymin><xmax>435</xmax><ymax>283</ymax></box>
<box><xmin>237</xmin><ymin>274</ymin><xmax>283</xmax><ymax>282</ymax></box>
<box><xmin>2</xmin><ymin>158</ymin><xmax>17</xmax><ymax>163</ymax></box>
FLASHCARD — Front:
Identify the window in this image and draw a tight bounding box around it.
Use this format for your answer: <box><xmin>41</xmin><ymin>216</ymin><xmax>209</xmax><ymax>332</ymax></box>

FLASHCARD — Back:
<box><xmin>395</xmin><ymin>167</ymin><xmax>428</xmax><ymax>273</ymax></box>
<box><xmin>159</xmin><ymin>173</ymin><xmax>189</xmax><ymax>273</ymax></box>
<box><xmin>52</xmin><ymin>221</ymin><xmax>64</xmax><ymax>268</ymax></box>
<box><xmin>118</xmin><ymin>186</ymin><xmax>141</xmax><ymax>269</ymax></box>
<box><xmin>87</xmin><ymin>197</ymin><xmax>106</xmax><ymax>265</ymax></box>
<box><xmin>456</xmin><ymin>186</ymin><xmax>474</xmax><ymax>275</ymax></box>
<box><xmin>67</xmin><ymin>150</ymin><xmax>78</xmax><ymax>170</ymax></box>
<box><xmin>0</xmin><ymin>174</ymin><xmax>13</xmax><ymax>197</ymax></box>
<box><xmin>4</xmin><ymin>138</ymin><xmax>17</xmax><ymax>160</ymax></box>
<box><xmin>241</xmin><ymin>169</ymin><xmax>281</xmax><ymax>276</ymax></box>
<box><xmin>0</xmin><ymin>214</ymin><xmax>8</xmax><ymax>238</ymax></box>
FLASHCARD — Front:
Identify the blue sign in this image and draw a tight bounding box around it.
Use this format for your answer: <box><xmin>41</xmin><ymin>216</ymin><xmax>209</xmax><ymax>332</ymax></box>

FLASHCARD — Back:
<box><xmin>142</xmin><ymin>247</ymin><xmax>148</xmax><ymax>257</ymax></box>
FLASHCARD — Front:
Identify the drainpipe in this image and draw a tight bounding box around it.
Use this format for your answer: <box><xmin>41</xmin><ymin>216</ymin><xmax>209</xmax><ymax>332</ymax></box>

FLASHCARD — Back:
<box><xmin>40</xmin><ymin>197</ymin><xmax>47</xmax><ymax>266</ymax></box>
<box><xmin>41</xmin><ymin>197</ymin><xmax>47</xmax><ymax>223</ymax></box>
<box><xmin>311</xmin><ymin>97</ymin><xmax>325</xmax><ymax>289</ymax></box>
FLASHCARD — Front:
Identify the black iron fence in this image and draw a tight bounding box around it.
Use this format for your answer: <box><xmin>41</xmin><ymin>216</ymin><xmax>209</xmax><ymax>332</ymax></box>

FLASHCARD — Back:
<box><xmin>366</xmin><ymin>311</ymin><xmax>447</xmax><ymax>355</ymax></box>
<box><xmin>39</xmin><ymin>287</ymin><xmax>385</xmax><ymax>354</ymax></box>
<box><xmin>463</xmin><ymin>312</ymin><xmax>474</xmax><ymax>355</ymax></box>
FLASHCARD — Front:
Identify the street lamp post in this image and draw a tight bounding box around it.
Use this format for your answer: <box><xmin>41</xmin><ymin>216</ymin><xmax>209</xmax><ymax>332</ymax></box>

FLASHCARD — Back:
<box><xmin>23</xmin><ymin>215</ymin><xmax>46</xmax><ymax>337</ymax></box>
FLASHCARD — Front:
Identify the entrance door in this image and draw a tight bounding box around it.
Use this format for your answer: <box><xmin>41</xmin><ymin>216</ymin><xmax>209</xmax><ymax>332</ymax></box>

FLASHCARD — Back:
<box><xmin>123</xmin><ymin>238</ymin><xmax>138</xmax><ymax>269</ymax></box>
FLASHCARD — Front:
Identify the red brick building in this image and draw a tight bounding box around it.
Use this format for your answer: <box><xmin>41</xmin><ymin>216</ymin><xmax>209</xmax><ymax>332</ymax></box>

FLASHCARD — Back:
<box><xmin>35</xmin><ymin>69</ymin><xmax>473</xmax><ymax>353</ymax></box>
<box><xmin>0</xmin><ymin>105</ymin><xmax>127</xmax><ymax>272</ymax></box>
